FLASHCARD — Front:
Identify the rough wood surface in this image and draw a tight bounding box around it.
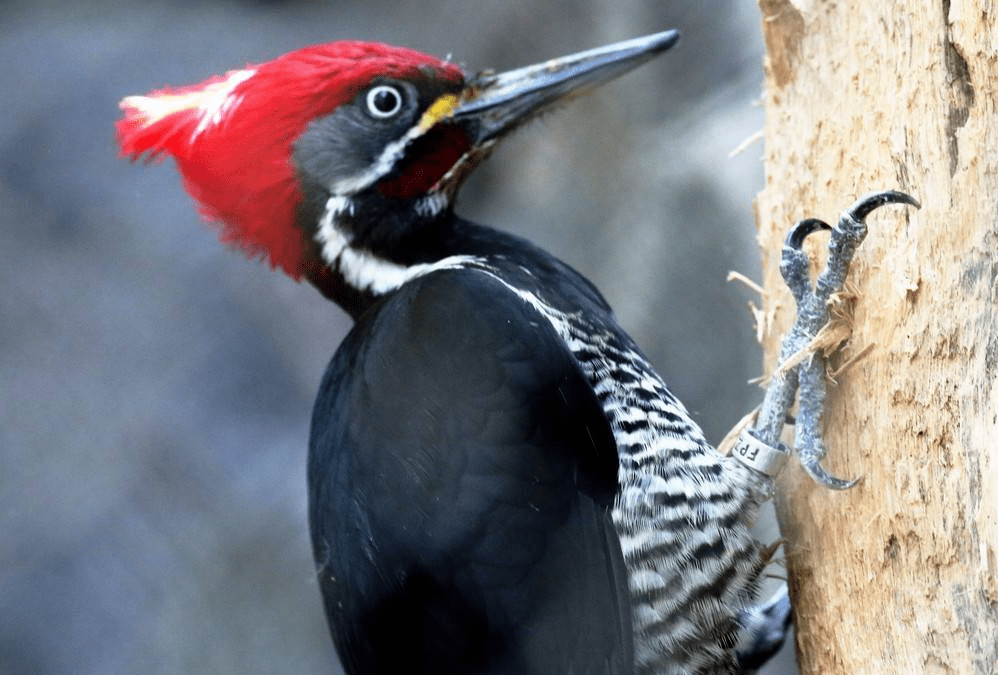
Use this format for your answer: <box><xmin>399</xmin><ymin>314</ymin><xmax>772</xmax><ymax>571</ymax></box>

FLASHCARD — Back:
<box><xmin>754</xmin><ymin>3</ymin><xmax>998</xmax><ymax>673</ymax></box>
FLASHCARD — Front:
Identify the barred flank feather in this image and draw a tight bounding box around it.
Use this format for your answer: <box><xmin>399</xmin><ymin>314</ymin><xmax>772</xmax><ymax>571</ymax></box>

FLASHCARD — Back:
<box><xmin>479</xmin><ymin>261</ymin><xmax>769</xmax><ymax>674</ymax></box>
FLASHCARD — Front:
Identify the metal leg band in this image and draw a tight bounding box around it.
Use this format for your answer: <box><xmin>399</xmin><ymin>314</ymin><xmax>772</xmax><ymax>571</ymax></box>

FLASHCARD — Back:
<box><xmin>731</xmin><ymin>430</ymin><xmax>790</xmax><ymax>477</ymax></box>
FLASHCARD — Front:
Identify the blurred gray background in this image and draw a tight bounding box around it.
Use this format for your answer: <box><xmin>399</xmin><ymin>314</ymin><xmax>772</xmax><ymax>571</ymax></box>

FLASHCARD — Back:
<box><xmin>1</xmin><ymin>1</ymin><xmax>794</xmax><ymax>673</ymax></box>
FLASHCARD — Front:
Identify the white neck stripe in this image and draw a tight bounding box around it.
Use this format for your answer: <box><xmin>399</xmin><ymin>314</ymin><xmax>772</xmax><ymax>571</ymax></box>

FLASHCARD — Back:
<box><xmin>314</xmin><ymin>195</ymin><xmax>480</xmax><ymax>296</ymax></box>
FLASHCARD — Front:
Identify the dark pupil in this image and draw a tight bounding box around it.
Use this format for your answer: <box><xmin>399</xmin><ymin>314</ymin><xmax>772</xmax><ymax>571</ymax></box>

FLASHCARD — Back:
<box><xmin>372</xmin><ymin>89</ymin><xmax>398</xmax><ymax>114</ymax></box>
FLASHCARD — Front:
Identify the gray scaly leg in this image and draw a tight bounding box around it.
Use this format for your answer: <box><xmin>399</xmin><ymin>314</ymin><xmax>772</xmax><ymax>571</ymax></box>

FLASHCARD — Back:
<box><xmin>733</xmin><ymin>190</ymin><xmax>920</xmax><ymax>487</ymax></box>
<box><xmin>729</xmin><ymin>191</ymin><xmax>919</xmax><ymax>673</ymax></box>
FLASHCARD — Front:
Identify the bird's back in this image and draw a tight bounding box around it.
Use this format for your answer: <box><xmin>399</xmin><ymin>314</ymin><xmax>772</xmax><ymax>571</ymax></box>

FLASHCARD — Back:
<box><xmin>309</xmin><ymin>221</ymin><xmax>769</xmax><ymax>674</ymax></box>
<box><xmin>469</xmin><ymin>236</ymin><xmax>771</xmax><ymax>674</ymax></box>
<box><xmin>308</xmin><ymin>265</ymin><xmax>634</xmax><ymax>674</ymax></box>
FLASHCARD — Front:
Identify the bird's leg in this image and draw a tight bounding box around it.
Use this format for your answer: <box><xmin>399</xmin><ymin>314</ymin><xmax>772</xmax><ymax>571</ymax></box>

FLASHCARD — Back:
<box><xmin>734</xmin><ymin>585</ymin><xmax>793</xmax><ymax>674</ymax></box>
<box><xmin>728</xmin><ymin>191</ymin><xmax>918</xmax><ymax>671</ymax></box>
<box><xmin>732</xmin><ymin>191</ymin><xmax>920</xmax><ymax>488</ymax></box>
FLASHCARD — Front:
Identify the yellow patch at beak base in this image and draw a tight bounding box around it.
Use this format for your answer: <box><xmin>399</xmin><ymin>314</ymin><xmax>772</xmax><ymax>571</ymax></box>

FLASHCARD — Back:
<box><xmin>418</xmin><ymin>94</ymin><xmax>460</xmax><ymax>131</ymax></box>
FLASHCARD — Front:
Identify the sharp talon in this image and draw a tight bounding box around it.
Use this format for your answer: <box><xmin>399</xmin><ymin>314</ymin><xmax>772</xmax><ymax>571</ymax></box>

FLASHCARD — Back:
<box><xmin>785</xmin><ymin>218</ymin><xmax>831</xmax><ymax>250</ymax></box>
<box><xmin>847</xmin><ymin>190</ymin><xmax>921</xmax><ymax>222</ymax></box>
<box><xmin>781</xmin><ymin>219</ymin><xmax>830</xmax><ymax>301</ymax></box>
<box><xmin>760</xmin><ymin>191</ymin><xmax>920</xmax><ymax>491</ymax></box>
<box><xmin>801</xmin><ymin>457</ymin><xmax>860</xmax><ymax>491</ymax></box>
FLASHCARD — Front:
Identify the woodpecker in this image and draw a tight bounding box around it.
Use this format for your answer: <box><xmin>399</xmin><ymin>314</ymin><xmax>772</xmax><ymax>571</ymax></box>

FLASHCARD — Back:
<box><xmin>118</xmin><ymin>30</ymin><xmax>917</xmax><ymax>675</ymax></box>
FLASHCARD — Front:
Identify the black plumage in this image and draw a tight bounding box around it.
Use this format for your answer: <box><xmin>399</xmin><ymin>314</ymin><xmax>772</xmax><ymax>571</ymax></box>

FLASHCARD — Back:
<box><xmin>309</xmin><ymin>269</ymin><xmax>632</xmax><ymax>674</ymax></box>
<box><xmin>119</xmin><ymin>30</ymin><xmax>791</xmax><ymax>675</ymax></box>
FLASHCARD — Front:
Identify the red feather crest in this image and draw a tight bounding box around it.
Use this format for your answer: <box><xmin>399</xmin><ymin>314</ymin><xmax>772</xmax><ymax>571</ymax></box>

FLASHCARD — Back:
<box><xmin>118</xmin><ymin>42</ymin><xmax>464</xmax><ymax>279</ymax></box>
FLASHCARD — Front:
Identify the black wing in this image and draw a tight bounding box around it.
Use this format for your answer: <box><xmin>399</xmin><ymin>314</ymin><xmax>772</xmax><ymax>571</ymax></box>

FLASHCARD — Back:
<box><xmin>308</xmin><ymin>269</ymin><xmax>631</xmax><ymax>675</ymax></box>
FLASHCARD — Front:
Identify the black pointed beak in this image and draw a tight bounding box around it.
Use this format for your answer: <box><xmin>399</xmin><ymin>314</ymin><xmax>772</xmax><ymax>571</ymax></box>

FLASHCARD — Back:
<box><xmin>453</xmin><ymin>29</ymin><xmax>679</xmax><ymax>144</ymax></box>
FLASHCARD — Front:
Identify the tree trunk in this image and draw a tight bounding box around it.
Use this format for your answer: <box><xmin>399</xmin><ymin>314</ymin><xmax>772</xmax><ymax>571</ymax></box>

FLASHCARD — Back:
<box><xmin>754</xmin><ymin>3</ymin><xmax>998</xmax><ymax>673</ymax></box>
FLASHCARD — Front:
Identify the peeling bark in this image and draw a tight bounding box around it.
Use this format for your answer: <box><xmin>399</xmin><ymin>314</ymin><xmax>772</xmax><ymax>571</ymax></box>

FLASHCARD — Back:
<box><xmin>754</xmin><ymin>3</ymin><xmax>998</xmax><ymax>673</ymax></box>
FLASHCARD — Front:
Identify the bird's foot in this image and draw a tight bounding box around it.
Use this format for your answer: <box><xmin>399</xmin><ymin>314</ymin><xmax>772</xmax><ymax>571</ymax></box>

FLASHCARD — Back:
<box><xmin>734</xmin><ymin>585</ymin><xmax>792</xmax><ymax>674</ymax></box>
<box><xmin>733</xmin><ymin>191</ymin><xmax>920</xmax><ymax>488</ymax></box>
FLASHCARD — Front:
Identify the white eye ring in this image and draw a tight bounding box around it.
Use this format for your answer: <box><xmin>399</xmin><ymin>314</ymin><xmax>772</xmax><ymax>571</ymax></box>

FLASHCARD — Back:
<box><xmin>365</xmin><ymin>85</ymin><xmax>404</xmax><ymax>119</ymax></box>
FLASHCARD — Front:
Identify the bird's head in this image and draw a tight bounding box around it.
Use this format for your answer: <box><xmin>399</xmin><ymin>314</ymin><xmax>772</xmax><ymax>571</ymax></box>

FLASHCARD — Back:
<box><xmin>118</xmin><ymin>30</ymin><xmax>678</xmax><ymax>306</ymax></box>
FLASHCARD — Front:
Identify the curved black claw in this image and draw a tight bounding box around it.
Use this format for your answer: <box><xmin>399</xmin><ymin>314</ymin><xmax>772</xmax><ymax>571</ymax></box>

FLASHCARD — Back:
<box><xmin>785</xmin><ymin>217</ymin><xmax>831</xmax><ymax>250</ymax></box>
<box><xmin>795</xmin><ymin>357</ymin><xmax>860</xmax><ymax>490</ymax></box>
<box><xmin>749</xmin><ymin>190</ymin><xmax>919</xmax><ymax>491</ymax></box>
<box><xmin>781</xmin><ymin>218</ymin><xmax>831</xmax><ymax>304</ymax></box>
<box><xmin>800</xmin><ymin>455</ymin><xmax>860</xmax><ymax>491</ymax></box>
<box><xmin>847</xmin><ymin>190</ymin><xmax>920</xmax><ymax>222</ymax></box>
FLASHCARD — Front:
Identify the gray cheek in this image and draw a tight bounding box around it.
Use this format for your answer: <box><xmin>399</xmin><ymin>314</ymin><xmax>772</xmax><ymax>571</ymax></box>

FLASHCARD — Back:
<box><xmin>292</xmin><ymin>110</ymin><xmax>380</xmax><ymax>190</ymax></box>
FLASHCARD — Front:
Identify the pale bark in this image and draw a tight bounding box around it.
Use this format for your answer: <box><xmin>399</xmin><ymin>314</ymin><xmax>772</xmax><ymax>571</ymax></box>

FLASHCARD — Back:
<box><xmin>754</xmin><ymin>3</ymin><xmax>998</xmax><ymax>673</ymax></box>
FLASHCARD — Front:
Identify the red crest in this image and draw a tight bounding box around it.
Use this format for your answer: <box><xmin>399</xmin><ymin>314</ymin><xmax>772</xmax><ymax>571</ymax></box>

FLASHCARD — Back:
<box><xmin>118</xmin><ymin>42</ymin><xmax>464</xmax><ymax>279</ymax></box>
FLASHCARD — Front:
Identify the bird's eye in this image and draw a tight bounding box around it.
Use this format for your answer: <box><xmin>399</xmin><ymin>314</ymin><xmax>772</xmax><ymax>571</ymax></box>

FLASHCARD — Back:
<box><xmin>365</xmin><ymin>85</ymin><xmax>404</xmax><ymax>119</ymax></box>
